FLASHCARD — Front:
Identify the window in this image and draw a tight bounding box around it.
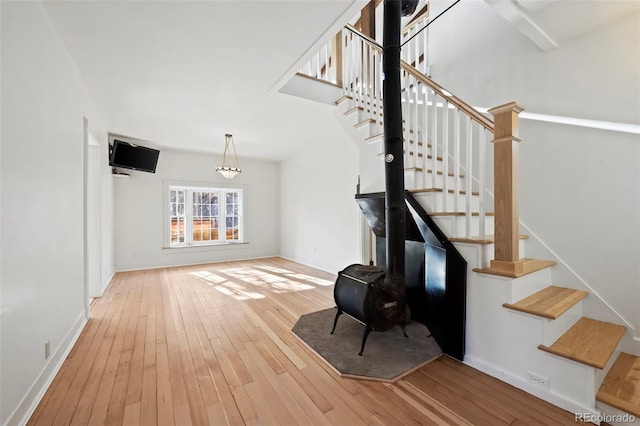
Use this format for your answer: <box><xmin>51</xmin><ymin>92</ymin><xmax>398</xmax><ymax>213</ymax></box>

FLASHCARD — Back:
<box><xmin>169</xmin><ymin>185</ymin><xmax>243</xmax><ymax>247</ymax></box>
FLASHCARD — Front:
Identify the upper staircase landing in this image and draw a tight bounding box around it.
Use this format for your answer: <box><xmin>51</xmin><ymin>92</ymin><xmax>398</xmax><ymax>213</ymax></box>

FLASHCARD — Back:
<box><xmin>473</xmin><ymin>258</ymin><xmax>557</xmax><ymax>278</ymax></box>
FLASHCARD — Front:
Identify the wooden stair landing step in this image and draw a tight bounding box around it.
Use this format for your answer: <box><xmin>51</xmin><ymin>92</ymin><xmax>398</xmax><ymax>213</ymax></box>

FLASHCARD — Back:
<box><xmin>473</xmin><ymin>258</ymin><xmax>556</xmax><ymax>278</ymax></box>
<box><xmin>503</xmin><ymin>286</ymin><xmax>588</xmax><ymax>319</ymax></box>
<box><xmin>449</xmin><ymin>234</ymin><xmax>528</xmax><ymax>245</ymax></box>
<box><xmin>597</xmin><ymin>352</ymin><xmax>640</xmax><ymax>417</ymax></box>
<box><xmin>538</xmin><ymin>317</ymin><xmax>626</xmax><ymax>369</ymax></box>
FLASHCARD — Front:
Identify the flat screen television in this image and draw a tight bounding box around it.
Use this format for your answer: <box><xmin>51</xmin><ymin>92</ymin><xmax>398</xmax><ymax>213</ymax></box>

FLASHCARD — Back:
<box><xmin>109</xmin><ymin>139</ymin><xmax>160</xmax><ymax>173</ymax></box>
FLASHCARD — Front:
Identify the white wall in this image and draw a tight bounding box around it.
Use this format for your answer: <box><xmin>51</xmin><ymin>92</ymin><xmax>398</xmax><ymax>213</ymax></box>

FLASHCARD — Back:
<box><xmin>0</xmin><ymin>2</ymin><xmax>108</xmax><ymax>424</ymax></box>
<box><xmin>99</xmin><ymin>135</ymin><xmax>115</xmax><ymax>292</ymax></box>
<box><xmin>113</xmin><ymin>149</ymin><xmax>280</xmax><ymax>270</ymax></box>
<box><xmin>279</xmin><ymin>115</ymin><xmax>361</xmax><ymax>273</ymax></box>
<box><xmin>427</xmin><ymin>4</ymin><xmax>640</xmax><ymax>336</ymax></box>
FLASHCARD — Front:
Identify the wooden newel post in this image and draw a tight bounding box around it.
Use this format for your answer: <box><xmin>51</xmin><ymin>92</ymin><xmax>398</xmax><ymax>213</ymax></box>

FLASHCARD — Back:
<box><xmin>488</xmin><ymin>102</ymin><xmax>525</xmax><ymax>276</ymax></box>
<box><xmin>332</xmin><ymin>32</ymin><xmax>343</xmax><ymax>86</ymax></box>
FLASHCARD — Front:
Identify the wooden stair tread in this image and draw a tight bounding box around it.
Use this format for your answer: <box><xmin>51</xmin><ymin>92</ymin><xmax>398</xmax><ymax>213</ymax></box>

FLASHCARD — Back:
<box><xmin>449</xmin><ymin>234</ymin><xmax>528</xmax><ymax>245</ymax></box>
<box><xmin>473</xmin><ymin>258</ymin><xmax>557</xmax><ymax>278</ymax></box>
<box><xmin>354</xmin><ymin>118</ymin><xmax>376</xmax><ymax>128</ymax></box>
<box><xmin>596</xmin><ymin>352</ymin><xmax>640</xmax><ymax>417</ymax></box>
<box><xmin>335</xmin><ymin>95</ymin><xmax>353</xmax><ymax>105</ymax></box>
<box><xmin>429</xmin><ymin>211</ymin><xmax>495</xmax><ymax>217</ymax></box>
<box><xmin>426</xmin><ymin>169</ymin><xmax>465</xmax><ymax>178</ymax></box>
<box><xmin>411</xmin><ymin>188</ymin><xmax>480</xmax><ymax>196</ymax></box>
<box><xmin>502</xmin><ymin>286</ymin><xmax>588</xmax><ymax>319</ymax></box>
<box><xmin>411</xmin><ymin>188</ymin><xmax>443</xmax><ymax>194</ymax></box>
<box><xmin>344</xmin><ymin>106</ymin><xmax>364</xmax><ymax>116</ymax></box>
<box><xmin>538</xmin><ymin>317</ymin><xmax>626</xmax><ymax>369</ymax></box>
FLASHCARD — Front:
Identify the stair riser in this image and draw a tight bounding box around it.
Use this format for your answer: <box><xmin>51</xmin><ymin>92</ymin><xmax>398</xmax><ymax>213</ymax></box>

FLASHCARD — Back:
<box><xmin>506</xmin><ymin>268</ymin><xmax>552</xmax><ymax>303</ymax></box>
<box><xmin>453</xmin><ymin>242</ymin><xmax>525</xmax><ymax>271</ymax></box>
<box><xmin>405</xmin><ymin>170</ymin><xmax>466</xmax><ymax>191</ymax></box>
<box><xmin>542</xmin><ymin>302</ymin><xmax>584</xmax><ymax>347</ymax></box>
<box><xmin>431</xmin><ymin>215</ymin><xmax>495</xmax><ymax>240</ymax></box>
<box><xmin>413</xmin><ymin>192</ymin><xmax>481</xmax><ymax>213</ymax></box>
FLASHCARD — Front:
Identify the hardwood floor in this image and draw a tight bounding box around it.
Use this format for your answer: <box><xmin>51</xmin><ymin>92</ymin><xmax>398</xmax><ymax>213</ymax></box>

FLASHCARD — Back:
<box><xmin>29</xmin><ymin>258</ymin><xmax>581</xmax><ymax>425</ymax></box>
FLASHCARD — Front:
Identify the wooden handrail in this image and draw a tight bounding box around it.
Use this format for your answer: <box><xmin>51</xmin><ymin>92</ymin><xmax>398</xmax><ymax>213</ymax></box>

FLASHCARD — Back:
<box><xmin>344</xmin><ymin>24</ymin><xmax>381</xmax><ymax>50</ymax></box>
<box><xmin>343</xmin><ymin>24</ymin><xmax>494</xmax><ymax>131</ymax></box>
<box><xmin>400</xmin><ymin>61</ymin><xmax>494</xmax><ymax>131</ymax></box>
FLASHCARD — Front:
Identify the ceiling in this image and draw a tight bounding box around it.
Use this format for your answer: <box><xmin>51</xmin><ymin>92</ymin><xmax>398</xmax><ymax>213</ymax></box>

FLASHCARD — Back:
<box><xmin>43</xmin><ymin>0</ymin><xmax>365</xmax><ymax>161</ymax></box>
<box><xmin>43</xmin><ymin>1</ymin><xmax>638</xmax><ymax>161</ymax></box>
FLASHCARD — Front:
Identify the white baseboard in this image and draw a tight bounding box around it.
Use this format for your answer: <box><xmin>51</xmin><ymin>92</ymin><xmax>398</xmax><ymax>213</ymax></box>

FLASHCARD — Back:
<box><xmin>100</xmin><ymin>269</ymin><xmax>115</xmax><ymax>296</ymax></box>
<box><xmin>114</xmin><ymin>254</ymin><xmax>280</xmax><ymax>273</ymax></box>
<box><xmin>279</xmin><ymin>255</ymin><xmax>340</xmax><ymax>276</ymax></box>
<box><xmin>4</xmin><ymin>310</ymin><xmax>87</xmax><ymax>426</ymax></box>
<box><xmin>464</xmin><ymin>355</ymin><xmax>600</xmax><ymax>420</ymax></box>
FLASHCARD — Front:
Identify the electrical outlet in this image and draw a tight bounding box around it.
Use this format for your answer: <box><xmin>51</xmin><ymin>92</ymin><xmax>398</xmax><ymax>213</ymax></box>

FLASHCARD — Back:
<box><xmin>44</xmin><ymin>341</ymin><xmax>51</xmax><ymax>360</ymax></box>
<box><xmin>527</xmin><ymin>371</ymin><xmax>549</xmax><ymax>389</ymax></box>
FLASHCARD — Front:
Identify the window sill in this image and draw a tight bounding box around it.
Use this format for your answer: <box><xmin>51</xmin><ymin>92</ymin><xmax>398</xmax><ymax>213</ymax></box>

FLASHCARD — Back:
<box><xmin>162</xmin><ymin>241</ymin><xmax>249</xmax><ymax>254</ymax></box>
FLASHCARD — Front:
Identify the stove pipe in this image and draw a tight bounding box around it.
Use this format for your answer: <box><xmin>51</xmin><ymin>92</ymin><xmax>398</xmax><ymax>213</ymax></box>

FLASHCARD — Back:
<box><xmin>382</xmin><ymin>0</ymin><xmax>414</xmax><ymax>291</ymax></box>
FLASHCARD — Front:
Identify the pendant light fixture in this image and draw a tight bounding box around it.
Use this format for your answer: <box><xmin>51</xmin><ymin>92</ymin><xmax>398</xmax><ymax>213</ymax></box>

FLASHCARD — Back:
<box><xmin>215</xmin><ymin>133</ymin><xmax>242</xmax><ymax>179</ymax></box>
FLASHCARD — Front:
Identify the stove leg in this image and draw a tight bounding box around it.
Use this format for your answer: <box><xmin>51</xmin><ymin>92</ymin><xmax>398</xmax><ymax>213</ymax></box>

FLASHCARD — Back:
<box><xmin>358</xmin><ymin>326</ymin><xmax>372</xmax><ymax>356</ymax></box>
<box><xmin>330</xmin><ymin>310</ymin><xmax>342</xmax><ymax>334</ymax></box>
<box><xmin>401</xmin><ymin>324</ymin><xmax>409</xmax><ymax>338</ymax></box>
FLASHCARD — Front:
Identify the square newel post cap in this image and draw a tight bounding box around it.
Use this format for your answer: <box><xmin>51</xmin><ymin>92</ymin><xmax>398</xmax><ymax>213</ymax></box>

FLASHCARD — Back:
<box><xmin>488</xmin><ymin>102</ymin><xmax>524</xmax><ymax>116</ymax></box>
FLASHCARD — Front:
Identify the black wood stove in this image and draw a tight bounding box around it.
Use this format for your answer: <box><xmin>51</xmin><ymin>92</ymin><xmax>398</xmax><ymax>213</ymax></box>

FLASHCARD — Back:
<box><xmin>331</xmin><ymin>0</ymin><xmax>419</xmax><ymax>356</ymax></box>
<box><xmin>331</xmin><ymin>264</ymin><xmax>410</xmax><ymax>355</ymax></box>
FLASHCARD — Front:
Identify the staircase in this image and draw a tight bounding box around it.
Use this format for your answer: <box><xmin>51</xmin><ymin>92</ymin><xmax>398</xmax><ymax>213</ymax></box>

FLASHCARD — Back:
<box><xmin>295</xmin><ymin>18</ymin><xmax>639</xmax><ymax>424</ymax></box>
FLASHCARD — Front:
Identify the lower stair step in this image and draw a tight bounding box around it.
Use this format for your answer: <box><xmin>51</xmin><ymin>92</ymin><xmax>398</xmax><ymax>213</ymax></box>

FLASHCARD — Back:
<box><xmin>538</xmin><ymin>317</ymin><xmax>626</xmax><ymax>369</ymax></box>
<box><xmin>596</xmin><ymin>352</ymin><xmax>640</xmax><ymax>417</ymax></box>
<box><xmin>503</xmin><ymin>285</ymin><xmax>588</xmax><ymax>319</ymax></box>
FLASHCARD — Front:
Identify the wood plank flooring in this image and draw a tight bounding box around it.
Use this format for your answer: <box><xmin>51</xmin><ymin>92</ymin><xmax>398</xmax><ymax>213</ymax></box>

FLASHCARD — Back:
<box><xmin>29</xmin><ymin>257</ymin><xmax>582</xmax><ymax>425</ymax></box>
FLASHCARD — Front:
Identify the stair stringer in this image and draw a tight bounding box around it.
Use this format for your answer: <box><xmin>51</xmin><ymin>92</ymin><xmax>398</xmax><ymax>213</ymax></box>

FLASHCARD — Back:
<box><xmin>455</xmin><ymin>241</ymin><xmax>604</xmax><ymax>418</ymax></box>
<box><xmin>516</xmin><ymin>222</ymin><xmax>638</xmax><ymax>356</ymax></box>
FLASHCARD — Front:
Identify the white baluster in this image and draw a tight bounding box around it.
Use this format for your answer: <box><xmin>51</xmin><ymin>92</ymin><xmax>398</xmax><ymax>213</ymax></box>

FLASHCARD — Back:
<box><xmin>465</xmin><ymin>117</ymin><xmax>473</xmax><ymax>238</ymax></box>
<box><xmin>453</xmin><ymin>108</ymin><xmax>461</xmax><ymax>226</ymax></box>
<box><xmin>431</xmin><ymin>92</ymin><xmax>438</xmax><ymax>189</ymax></box>
<box><xmin>420</xmin><ymin>84</ymin><xmax>428</xmax><ymax>189</ymax></box>
<box><xmin>478</xmin><ymin>128</ymin><xmax>487</xmax><ymax>240</ymax></box>
<box><xmin>442</xmin><ymin>100</ymin><xmax>450</xmax><ymax>212</ymax></box>
<box><xmin>413</xmin><ymin>80</ymin><xmax>420</xmax><ymax>182</ymax></box>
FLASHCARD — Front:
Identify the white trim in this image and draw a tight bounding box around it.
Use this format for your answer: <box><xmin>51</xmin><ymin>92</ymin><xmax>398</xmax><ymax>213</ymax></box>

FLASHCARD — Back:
<box><xmin>279</xmin><ymin>256</ymin><xmax>339</xmax><ymax>276</ymax></box>
<box><xmin>464</xmin><ymin>355</ymin><xmax>601</xmax><ymax>419</ymax></box>
<box><xmin>484</xmin><ymin>0</ymin><xmax>557</xmax><ymax>51</ymax></box>
<box><xmin>474</xmin><ymin>106</ymin><xmax>640</xmax><ymax>135</ymax></box>
<box><xmin>114</xmin><ymin>254</ymin><xmax>278</xmax><ymax>273</ymax></box>
<box><xmin>164</xmin><ymin>180</ymin><xmax>247</xmax><ymax>248</ymax></box>
<box><xmin>519</xmin><ymin>220</ymin><xmax>635</xmax><ymax>331</ymax></box>
<box><xmin>100</xmin><ymin>269</ymin><xmax>116</xmax><ymax>296</ymax></box>
<box><xmin>4</xmin><ymin>311</ymin><xmax>87</xmax><ymax>426</ymax></box>
<box><xmin>270</xmin><ymin>0</ymin><xmax>368</xmax><ymax>93</ymax></box>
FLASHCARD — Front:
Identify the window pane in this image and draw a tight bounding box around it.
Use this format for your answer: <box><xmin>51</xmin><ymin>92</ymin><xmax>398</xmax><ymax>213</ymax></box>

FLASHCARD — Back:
<box><xmin>169</xmin><ymin>187</ymin><xmax>241</xmax><ymax>246</ymax></box>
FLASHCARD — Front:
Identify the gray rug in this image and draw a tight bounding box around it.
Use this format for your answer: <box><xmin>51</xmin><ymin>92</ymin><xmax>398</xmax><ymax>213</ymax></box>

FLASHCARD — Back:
<box><xmin>292</xmin><ymin>307</ymin><xmax>442</xmax><ymax>381</ymax></box>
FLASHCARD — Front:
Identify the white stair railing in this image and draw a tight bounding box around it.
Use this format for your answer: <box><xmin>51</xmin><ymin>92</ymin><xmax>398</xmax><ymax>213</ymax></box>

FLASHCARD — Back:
<box><xmin>401</xmin><ymin>13</ymin><xmax>429</xmax><ymax>75</ymax></box>
<box><xmin>341</xmin><ymin>25</ymin><xmax>495</xmax><ymax>240</ymax></box>
<box><xmin>299</xmin><ymin>38</ymin><xmax>337</xmax><ymax>84</ymax></box>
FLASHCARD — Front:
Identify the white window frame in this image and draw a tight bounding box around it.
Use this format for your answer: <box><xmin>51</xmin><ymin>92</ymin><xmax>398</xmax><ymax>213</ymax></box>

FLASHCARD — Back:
<box><xmin>165</xmin><ymin>181</ymin><xmax>246</xmax><ymax>248</ymax></box>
